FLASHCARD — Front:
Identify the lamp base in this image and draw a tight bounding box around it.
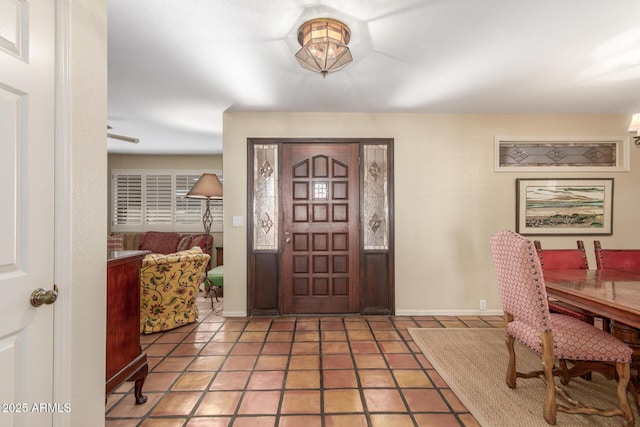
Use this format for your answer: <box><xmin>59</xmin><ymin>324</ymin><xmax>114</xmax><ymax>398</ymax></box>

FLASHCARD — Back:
<box><xmin>203</xmin><ymin>276</ymin><xmax>218</xmax><ymax>306</ymax></box>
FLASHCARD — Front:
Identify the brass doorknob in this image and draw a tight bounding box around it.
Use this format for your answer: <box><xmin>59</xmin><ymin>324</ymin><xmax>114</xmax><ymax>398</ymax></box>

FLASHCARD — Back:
<box><xmin>30</xmin><ymin>287</ymin><xmax>58</xmax><ymax>307</ymax></box>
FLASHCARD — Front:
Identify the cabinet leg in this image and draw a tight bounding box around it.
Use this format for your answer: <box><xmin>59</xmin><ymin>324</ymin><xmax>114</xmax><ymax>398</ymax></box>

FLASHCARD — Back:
<box><xmin>132</xmin><ymin>363</ymin><xmax>148</xmax><ymax>404</ymax></box>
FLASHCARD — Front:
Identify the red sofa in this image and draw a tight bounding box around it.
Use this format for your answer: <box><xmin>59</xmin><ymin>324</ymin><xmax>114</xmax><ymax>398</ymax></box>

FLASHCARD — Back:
<box><xmin>108</xmin><ymin>231</ymin><xmax>213</xmax><ymax>258</ymax></box>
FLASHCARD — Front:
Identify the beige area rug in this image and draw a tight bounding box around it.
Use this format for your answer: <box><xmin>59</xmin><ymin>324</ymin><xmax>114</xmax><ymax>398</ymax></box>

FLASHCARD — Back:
<box><xmin>408</xmin><ymin>328</ymin><xmax>639</xmax><ymax>427</ymax></box>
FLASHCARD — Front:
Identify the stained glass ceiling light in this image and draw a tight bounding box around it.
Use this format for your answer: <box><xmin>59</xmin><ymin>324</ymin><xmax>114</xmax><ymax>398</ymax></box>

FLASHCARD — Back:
<box><xmin>295</xmin><ymin>18</ymin><xmax>352</xmax><ymax>78</ymax></box>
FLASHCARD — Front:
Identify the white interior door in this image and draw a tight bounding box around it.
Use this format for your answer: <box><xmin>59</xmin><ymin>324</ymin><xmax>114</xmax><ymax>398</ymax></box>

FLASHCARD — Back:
<box><xmin>0</xmin><ymin>1</ymin><xmax>57</xmax><ymax>426</ymax></box>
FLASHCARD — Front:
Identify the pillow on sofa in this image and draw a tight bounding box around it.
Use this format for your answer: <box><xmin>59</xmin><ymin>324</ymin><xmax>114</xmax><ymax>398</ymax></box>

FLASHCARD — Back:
<box><xmin>139</xmin><ymin>231</ymin><xmax>182</xmax><ymax>254</ymax></box>
<box><xmin>176</xmin><ymin>235</ymin><xmax>193</xmax><ymax>252</ymax></box>
<box><xmin>107</xmin><ymin>234</ymin><xmax>124</xmax><ymax>251</ymax></box>
<box><xmin>191</xmin><ymin>234</ymin><xmax>213</xmax><ymax>252</ymax></box>
<box><xmin>121</xmin><ymin>233</ymin><xmax>143</xmax><ymax>251</ymax></box>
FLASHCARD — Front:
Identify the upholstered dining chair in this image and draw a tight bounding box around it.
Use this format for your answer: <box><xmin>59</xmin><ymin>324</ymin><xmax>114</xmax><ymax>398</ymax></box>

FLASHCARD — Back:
<box><xmin>533</xmin><ymin>240</ymin><xmax>588</xmax><ymax>270</ymax></box>
<box><xmin>533</xmin><ymin>240</ymin><xmax>594</xmax><ymax>326</ymax></box>
<box><xmin>594</xmin><ymin>241</ymin><xmax>640</xmax><ymax>270</ymax></box>
<box><xmin>491</xmin><ymin>230</ymin><xmax>634</xmax><ymax>426</ymax></box>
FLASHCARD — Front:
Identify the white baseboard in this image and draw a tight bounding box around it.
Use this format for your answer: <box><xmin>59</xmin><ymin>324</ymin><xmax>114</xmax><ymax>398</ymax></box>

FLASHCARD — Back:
<box><xmin>395</xmin><ymin>309</ymin><xmax>504</xmax><ymax>316</ymax></box>
<box><xmin>219</xmin><ymin>309</ymin><xmax>503</xmax><ymax>318</ymax></box>
<box><xmin>222</xmin><ymin>310</ymin><xmax>248</xmax><ymax>317</ymax></box>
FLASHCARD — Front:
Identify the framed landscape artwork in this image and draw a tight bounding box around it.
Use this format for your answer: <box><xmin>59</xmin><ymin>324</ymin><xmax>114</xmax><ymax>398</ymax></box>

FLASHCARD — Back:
<box><xmin>516</xmin><ymin>178</ymin><xmax>613</xmax><ymax>235</ymax></box>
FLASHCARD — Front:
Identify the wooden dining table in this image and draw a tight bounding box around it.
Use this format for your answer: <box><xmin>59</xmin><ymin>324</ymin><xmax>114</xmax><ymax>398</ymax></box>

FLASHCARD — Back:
<box><xmin>544</xmin><ymin>269</ymin><xmax>640</xmax><ymax>330</ymax></box>
<box><xmin>544</xmin><ymin>269</ymin><xmax>640</xmax><ymax>400</ymax></box>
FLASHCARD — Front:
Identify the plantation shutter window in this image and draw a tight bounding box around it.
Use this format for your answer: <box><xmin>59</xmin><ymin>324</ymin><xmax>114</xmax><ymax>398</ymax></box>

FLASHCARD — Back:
<box><xmin>112</xmin><ymin>174</ymin><xmax>142</xmax><ymax>226</ymax></box>
<box><xmin>176</xmin><ymin>174</ymin><xmax>205</xmax><ymax>225</ymax></box>
<box><xmin>209</xmin><ymin>199</ymin><xmax>223</xmax><ymax>225</ymax></box>
<box><xmin>111</xmin><ymin>170</ymin><xmax>223</xmax><ymax>232</ymax></box>
<box><xmin>145</xmin><ymin>174</ymin><xmax>173</xmax><ymax>224</ymax></box>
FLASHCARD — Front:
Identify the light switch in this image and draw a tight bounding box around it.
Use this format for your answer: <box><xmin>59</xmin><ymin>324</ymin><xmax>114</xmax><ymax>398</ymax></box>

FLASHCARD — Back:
<box><xmin>232</xmin><ymin>216</ymin><xmax>244</xmax><ymax>227</ymax></box>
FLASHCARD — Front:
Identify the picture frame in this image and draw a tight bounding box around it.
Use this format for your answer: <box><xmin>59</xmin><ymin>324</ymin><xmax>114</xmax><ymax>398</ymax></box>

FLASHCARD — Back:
<box><xmin>515</xmin><ymin>178</ymin><xmax>614</xmax><ymax>235</ymax></box>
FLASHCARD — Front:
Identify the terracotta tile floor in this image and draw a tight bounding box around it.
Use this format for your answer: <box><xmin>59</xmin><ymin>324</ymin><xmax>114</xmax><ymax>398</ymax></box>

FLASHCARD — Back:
<box><xmin>106</xmin><ymin>297</ymin><xmax>504</xmax><ymax>426</ymax></box>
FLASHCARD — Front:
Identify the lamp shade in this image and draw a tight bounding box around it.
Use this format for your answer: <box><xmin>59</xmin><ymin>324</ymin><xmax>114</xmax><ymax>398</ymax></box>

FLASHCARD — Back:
<box><xmin>186</xmin><ymin>174</ymin><xmax>223</xmax><ymax>199</ymax></box>
<box><xmin>629</xmin><ymin>113</ymin><xmax>640</xmax><ymax>132</ymax></box>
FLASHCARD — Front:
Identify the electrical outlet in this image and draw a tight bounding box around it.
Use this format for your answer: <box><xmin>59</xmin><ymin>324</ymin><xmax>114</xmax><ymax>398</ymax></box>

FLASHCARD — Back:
<box><xmin>480</xmin><ymin>299</ymin><xmax>487</xmax><ymax>310</ymax></box>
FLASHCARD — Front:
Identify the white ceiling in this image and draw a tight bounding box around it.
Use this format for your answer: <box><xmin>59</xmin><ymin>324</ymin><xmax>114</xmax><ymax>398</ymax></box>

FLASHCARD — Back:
<box><xmin>107</xmin><ymin>0</ymin><xmax>640</xmax><ymax>155</ymax></box>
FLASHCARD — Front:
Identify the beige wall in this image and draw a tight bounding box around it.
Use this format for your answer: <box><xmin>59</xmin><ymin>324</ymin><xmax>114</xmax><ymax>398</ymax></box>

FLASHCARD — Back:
<box><xmin>108</xmin><ymin>153</ymin><xmax>222</xmax><ymax>170</ymax></box>
<box><xmin>222</xmin><ymin>112</ymin><xmax>640</xmax><ymax>316</ymax></box>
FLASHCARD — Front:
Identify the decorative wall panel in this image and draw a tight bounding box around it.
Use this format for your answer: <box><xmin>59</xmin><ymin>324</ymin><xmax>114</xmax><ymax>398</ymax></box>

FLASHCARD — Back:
<box><xmin>253</xmin><ymin>144</ymin><xmax>278</xmax><ymax>250</ymax></box>
<box><xmin>363</xmin><ymin>145</ymin><xmax>389</xmax><ymax>250</ymax></box>
<box><xmin>495</xmin><ymin>138</ymin><xmax>629</xmax><ymax>171</ymax></box>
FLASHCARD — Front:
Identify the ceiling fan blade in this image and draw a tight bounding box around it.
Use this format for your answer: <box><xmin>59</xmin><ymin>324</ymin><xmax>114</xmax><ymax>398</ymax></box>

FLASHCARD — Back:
<box><xmin>107</xmin><ymin>132</ymin><xmax>140</xmax><ymax>143</ymax></box>
<box><xmin>107</xmin><ymin>125</ymin><xmax>139</xmax><ymax>143</ymax></box>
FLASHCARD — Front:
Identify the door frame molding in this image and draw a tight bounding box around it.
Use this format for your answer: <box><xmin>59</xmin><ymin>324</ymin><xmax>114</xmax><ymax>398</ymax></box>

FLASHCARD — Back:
<box><xmin>247</xmin><ymin>138</ymin><xmax>394</xmax><ymax>315</ymax></box>
<box><xmin>53</xmin><ymin>1</ymin><xmax>72</xmax><ymax>424</ymax></box>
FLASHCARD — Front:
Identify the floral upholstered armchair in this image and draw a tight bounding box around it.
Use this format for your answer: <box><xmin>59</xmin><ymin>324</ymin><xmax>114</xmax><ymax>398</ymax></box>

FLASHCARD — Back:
<box><xmin>140</xmin><ymin>247</ymin><xmax>210</xmax><ymax>334</ymax></box>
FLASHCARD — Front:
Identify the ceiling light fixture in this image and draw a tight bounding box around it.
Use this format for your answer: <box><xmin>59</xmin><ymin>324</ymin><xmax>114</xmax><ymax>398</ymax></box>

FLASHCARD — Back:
<box><xmin>295</xmin><ymin>18</ymin><xmax>352</xmax><ymax>78</ymax></box>
<box><xmin>628</xmin><ymin>113</ymin><xmax>640</xmax><ymax>145</ymax></box>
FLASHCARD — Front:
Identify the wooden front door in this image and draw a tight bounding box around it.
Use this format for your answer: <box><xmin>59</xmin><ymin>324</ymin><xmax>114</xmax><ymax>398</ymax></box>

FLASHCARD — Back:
<box><xmin>248</xmin><ymin>138</ymin><xmax>394</xmax><ymax>316</ymax></box>
<box><xmin>280</xmin><ymin>143</ymin><xmax>360</xmax><ymax>314</ymax></box>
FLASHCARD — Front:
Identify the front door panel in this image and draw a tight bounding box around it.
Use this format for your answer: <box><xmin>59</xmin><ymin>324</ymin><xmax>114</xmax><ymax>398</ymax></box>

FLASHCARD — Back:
<box><xmin>281</xmin><ymin>143</ymin><xmax>360</xmax><ymax>314</ymax></box>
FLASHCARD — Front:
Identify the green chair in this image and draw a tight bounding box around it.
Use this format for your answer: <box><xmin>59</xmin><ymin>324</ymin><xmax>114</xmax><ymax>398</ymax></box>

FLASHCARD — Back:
<box><xmin>206</xmin><ymin>265</ymin><xmax>224</xmax><ymax>305</ymax></box>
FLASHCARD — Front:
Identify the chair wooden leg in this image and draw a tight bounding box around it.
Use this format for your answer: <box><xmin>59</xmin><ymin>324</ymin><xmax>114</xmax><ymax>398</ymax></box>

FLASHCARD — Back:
<box><xmin>505</xmin><ymin>334</ymin><xmax>517</xmax><ymax>388</ymax></box>
<box><xmin>626</xmin><ymin>380</ymin><xmax>640</xmax><ymax>416</ymax></box>
<box><xmin>541</xmin><ymin>332</ymin><xmax>557</xmax><ymax>425</ymax></box>
<box><xmin>616</xmin><ymin>362</ymin><xmax>634</xmax><ymax>427</ymax></box>
<box><xmin>558</xmin><ymin>360</ymin><xmax>570</xmax><ymax>385</ymax></box>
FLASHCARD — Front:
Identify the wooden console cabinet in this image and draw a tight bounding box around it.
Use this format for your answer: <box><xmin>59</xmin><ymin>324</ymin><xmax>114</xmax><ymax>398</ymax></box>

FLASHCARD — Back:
<box><xmin>106</xmin><ymin>250</ymin><xmax>149</xmax><ymax>404</ymax></box>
